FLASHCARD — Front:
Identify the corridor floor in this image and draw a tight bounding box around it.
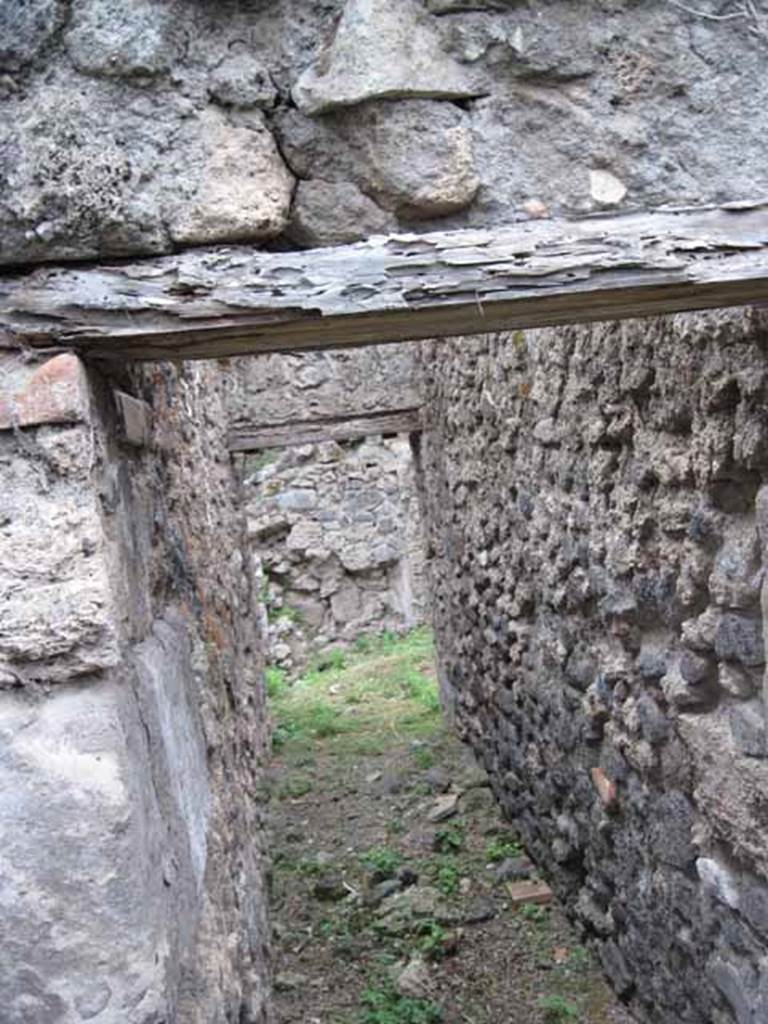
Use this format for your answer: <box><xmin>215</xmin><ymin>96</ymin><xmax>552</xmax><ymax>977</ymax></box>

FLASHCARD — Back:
<box><xmin>264</xmin><ymin>631</ymin><xmax>634</xmax><ymax>1024</ymax></box>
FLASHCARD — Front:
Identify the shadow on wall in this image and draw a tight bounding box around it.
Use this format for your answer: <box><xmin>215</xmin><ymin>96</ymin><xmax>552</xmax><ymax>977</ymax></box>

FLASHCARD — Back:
<box><xmin>241</xmin><ymin>433</ymin><xmax>427</xmax><ymax>674</ymax></box>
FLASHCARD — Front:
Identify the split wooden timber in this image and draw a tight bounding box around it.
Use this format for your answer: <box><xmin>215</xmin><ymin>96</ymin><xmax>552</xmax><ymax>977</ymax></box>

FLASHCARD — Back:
<box><xmin>1</xmin><ymin>201</ymin><xmax>768</xmax><ymax>361</ymax></box>
<box><xmin>229</xmin><ymin>407</ymin><xmax>422</xmax><ymax>451</ymax></box>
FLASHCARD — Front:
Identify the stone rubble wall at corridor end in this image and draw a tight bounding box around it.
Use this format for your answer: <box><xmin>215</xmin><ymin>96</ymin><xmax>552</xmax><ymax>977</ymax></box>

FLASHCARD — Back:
<box><xmin>234</xmin><ymin>344</ymin><xmax>427</xmax><ymax>673</ymax></box>
<box><xmin>418</xmin><ymin>310</ymin><xmax>768</xmax><ymax>1024</ymax></box>
<box><xmin>242</xmin><ymin>434</ymin><xmax>427</xmax><ymax>673</ymax></box>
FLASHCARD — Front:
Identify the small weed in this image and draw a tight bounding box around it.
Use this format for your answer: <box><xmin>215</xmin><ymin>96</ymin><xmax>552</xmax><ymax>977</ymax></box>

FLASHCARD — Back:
<box><xmin>257</xmin><ymin>571</ymin><xmax>271</xmax><ymax>604</ymax></box>
<box><xmin>434</xmin><ymin>824</ymin><xmax>465</xmax><ymax>854</ymax></box>
<box><xmin>484</xmin><ymin>837</ymin><xmax>523</xmax><ymax>863</ymax></box>
<box><xmin>271</xmin><ymin>724</ymin><xmax>291</xmax><ymax>749</ymax></box>
<box><xmin>294</xmin><ymin>857</ymin><xmax>324</xmax><ymax>877</ymax></box>
<box><xmin>361</xmin><ymin>847</ymin><xmax>402</xmax><ymax>877</ymax></box>
<box><xmin>376</xmin><ymin>630</ymin><xmax>399</xmax><ymax>652</ymax></box>
<box><xmin>416</xmin><ymin>920</ymin><xmax>449</xmax><ymax>961</ymax></box>
<box><xmin>567</xmin><ymin>946</ymin><xmax>590</xmax><ymax>970</ymax></box>
<box><xmin>433</xmin><ymin>862</ymin><xmax>460</xmax><ymax>897</ymax></box>
<box><xmin>410</xmin><ymin>781</ymin><xmax>432</xmax><ymax>798</ymax></box>
<box><xmin>246</xmin><ymin>449</ymin><xmax>279</xmax><ymax>474</ymax></box>
<box><xmin>537</xmin><ymin>994</ymin><xmax>580</xmax><ymax>1022</ymax></box>
<box><xmin>519</xmin><ymin>903</ymin><xmax>549</xmax><ymax>924</ymax></box>
<box><xmin>274</xmin><ymin>604</ymin><xmax>304</xmax><ymax>625</ymax></box>
<box><xmin>359</xmin><ymin>984</ymin><xmax>441</xmax><ymax>1024</ymax></box>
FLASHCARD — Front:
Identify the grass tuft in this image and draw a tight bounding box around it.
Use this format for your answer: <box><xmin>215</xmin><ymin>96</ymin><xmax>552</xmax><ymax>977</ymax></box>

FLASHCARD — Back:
<box><xmin>360</xmin><ymin>983</ymin><xmax>441</xmax><ymax>1024</ymax></box>
<box><xmin>537</xmin><ymin>994</ymin><xmax>581</xmax><ymax>1022</ymax></box>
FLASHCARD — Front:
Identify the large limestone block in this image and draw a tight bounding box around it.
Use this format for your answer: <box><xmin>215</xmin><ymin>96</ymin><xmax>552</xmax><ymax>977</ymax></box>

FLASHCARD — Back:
<box><xmin>276</xmin><ymin>100</ymin><xmax>479</xmax><ymax>221</ymax></box>
<box><xmin>0</xmin><ymin>83</ymin><xmax>169</xmax><ymax>264</ymax></box>
<box><xmin>0</xmin><ymin>424</ymin><xmax>119</xmax><ymax>683</ymax></box>
<box><xmin>166</xmin><ymin>108</ymin><xmax>294</xmax><ymax>246</ymax></box>
<box><xmin>292</xmin><ymin>0</ymin><xmax>481</xmax><ymax>114</ymax></box>
<box><xmin>354</xmin><ymin>100</ymin><xmax>480</xmax><ymax>218</ymax></box>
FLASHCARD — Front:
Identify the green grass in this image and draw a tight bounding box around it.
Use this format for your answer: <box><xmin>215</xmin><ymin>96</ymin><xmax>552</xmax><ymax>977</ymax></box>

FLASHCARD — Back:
<box><xmin>265</xmin><ymin>666</ymin><xmax>288</xmax><ymax>699</ymax></box>
<box><xmin>272</xmin><ymin>696</ymin><xmax>346</xmax><ymax>748</ymax></box>
<box><xmin>402</xmin><ymin>667</ymin><xmax>441</xmax><ymax>712</ymax></box>
<box><xmin>312</xmin><ymin>647</ymin><xmax>347</xmax><ymax>673</ymax></box>
<box><xmin>267</xmin><ymin>628</ymin><xmax>444</xmax><ymax>757</ymax></box>
<box><xmin>412</xmin><ymin>746</ymin><xmax>435</xmax><ymax>770</ymax></box>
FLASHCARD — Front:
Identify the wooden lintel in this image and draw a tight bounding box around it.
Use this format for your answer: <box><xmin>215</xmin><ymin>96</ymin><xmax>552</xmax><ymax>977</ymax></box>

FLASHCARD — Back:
<box><xmin>1</xmin><ymin>202</ymin><xmax>768</xmax><ymax>361</ymax></box>
<box><xmin>229</xmin><ymin>407</ymin><xmax>422</xmax><ymax>451</ymax></box>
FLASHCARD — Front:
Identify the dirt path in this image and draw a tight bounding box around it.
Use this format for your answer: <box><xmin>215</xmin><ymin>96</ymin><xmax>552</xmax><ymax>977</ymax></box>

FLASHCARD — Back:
<box><xmin>264</xmin><ymin>631</ymin><xmax>635</xmax><ymax>1024</ymax></box>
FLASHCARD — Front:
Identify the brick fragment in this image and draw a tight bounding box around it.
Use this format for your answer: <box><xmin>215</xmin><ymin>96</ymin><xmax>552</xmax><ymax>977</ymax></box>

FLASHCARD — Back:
<box><xmin>507</xmin><ymin>879</ymin><xmax>553</xmax><ymax>906</ymax></box>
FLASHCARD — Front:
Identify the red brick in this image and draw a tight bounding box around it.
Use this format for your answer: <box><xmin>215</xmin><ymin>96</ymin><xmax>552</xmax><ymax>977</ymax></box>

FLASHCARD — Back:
<box><xmin>13</xmin><ymin>354</ymin><xmax>89</xmax><ymax>428</ymax></box>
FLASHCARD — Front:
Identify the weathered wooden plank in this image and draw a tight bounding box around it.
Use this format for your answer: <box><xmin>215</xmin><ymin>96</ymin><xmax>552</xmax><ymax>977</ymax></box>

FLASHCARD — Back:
<box><xmin>229</xmin><ymin>407</ymin><xmax>422</xmax><ymax>451</ymax></box>
<box><xmin>1</xmin><ymin>202</ymin><xmax>768</xmax><ymax>361</ymax></box>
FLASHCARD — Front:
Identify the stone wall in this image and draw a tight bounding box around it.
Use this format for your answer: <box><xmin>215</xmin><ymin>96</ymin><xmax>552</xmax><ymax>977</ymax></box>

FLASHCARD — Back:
<box><xmin>4</xmin><ymin>0</ymin><xmax>768</xmax><ymax>266</ymax></box>
<box><xmin>243</xmin><ymin>434</ymin><xmax>426</xmax><ymax>673</ymax></box>
<box><xmin>418</xmin><ymin>311</ymin><xmax>768</xmax><ymax>1024</ymax></box>
<box><xmin>0</xmin><ymin>348</ymin><xmax>271</xmax><ymax>1024</ymax></box>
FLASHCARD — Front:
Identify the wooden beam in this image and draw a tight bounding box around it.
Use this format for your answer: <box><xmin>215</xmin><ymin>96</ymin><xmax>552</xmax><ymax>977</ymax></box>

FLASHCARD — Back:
<box><xmin>229</xmin><ymin>407</ymin><xmax>422</xmax><ymax>451</ymax></box>
<box><xmin>1</xmin><ymin>201</ymin><xmax>768</xmax><ymax>361</ymax></box>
